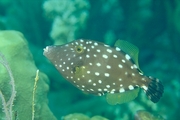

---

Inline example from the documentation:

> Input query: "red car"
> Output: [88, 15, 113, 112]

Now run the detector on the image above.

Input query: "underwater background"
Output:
[0, 0, 179, 120]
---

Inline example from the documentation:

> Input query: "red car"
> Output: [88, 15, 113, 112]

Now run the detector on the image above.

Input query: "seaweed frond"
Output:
[0, 52, 16, 120]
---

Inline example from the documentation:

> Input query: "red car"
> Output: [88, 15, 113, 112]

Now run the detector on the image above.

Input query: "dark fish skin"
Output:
[43, 39, 163, 103]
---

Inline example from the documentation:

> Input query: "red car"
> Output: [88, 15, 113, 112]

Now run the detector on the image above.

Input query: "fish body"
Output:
[43, 39, 163, 103]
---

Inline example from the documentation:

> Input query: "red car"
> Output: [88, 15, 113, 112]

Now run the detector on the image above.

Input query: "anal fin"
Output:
[106, 88, 140, 105]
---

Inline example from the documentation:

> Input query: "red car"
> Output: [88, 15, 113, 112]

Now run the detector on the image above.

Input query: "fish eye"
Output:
[75, 46, 84, 53]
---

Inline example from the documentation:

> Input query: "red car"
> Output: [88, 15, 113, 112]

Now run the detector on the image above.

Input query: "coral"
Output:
[0, 52, 16, 120]
[0, 31, 56, 120]
[62, 113, 108, 120]
[62, 113, 90, 120]
[43, 0, 90, 45]
[134, 110, 164, 120]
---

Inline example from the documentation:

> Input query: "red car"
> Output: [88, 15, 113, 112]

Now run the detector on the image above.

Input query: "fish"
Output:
[43, 39, 164, 103]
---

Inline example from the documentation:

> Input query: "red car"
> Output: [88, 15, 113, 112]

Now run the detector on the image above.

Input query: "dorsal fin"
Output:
[106, 88, 140, 105]
[115, 40, 142, 72]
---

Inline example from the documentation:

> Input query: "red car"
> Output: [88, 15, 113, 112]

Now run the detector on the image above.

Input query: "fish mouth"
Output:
[43, 46, 49, 54]
[43, 46, 54, 57]
[43, 46, 49, 53]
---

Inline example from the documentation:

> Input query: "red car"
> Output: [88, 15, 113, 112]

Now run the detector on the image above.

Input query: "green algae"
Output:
[0, 30, 56, 120]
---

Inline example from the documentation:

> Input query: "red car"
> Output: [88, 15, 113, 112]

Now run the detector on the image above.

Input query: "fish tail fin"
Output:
[142, 76, 164, 103]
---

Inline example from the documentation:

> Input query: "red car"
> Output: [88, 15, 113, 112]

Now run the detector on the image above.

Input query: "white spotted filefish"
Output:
[43, 39, 163, 104]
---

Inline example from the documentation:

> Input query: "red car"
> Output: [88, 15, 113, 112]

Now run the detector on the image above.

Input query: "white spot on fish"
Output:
[120, 84, 123, 87]
[79, 56, 82, 59]
[118, 64, 123, 68]
[91, 46, 95, 49]
[63, 62, 66, 64]
[80, 39, 84, 42]
[98, 80, 102, 84]
[89, 41, 92, 44]
[88, 79, 92, 82]
[113, 83, 116, 85]
[98, 89, 102, 91]
[113, 54, 118, 58]
[104, 88, 108, 91]
[82, 85, 85, 88]
[125, 72, 128, 75]
[90, 89, 94, 91]
[93, 83, 96, 86]
[119, 88, 125, 93]
[142, 85, 148, 91]
[122, 59, 125, 63]
[75, 42, 78, 45]
[107, 49, 112, 53]
[119, 78, 122, 81]
[59, 65, 62, 68]
[89, 63, 93, 65]
[133, 64, 138, 68]
[115, 47, 121, 51]
[98, 93, 102, 96]
[66, 67, 69, 70]
[106, 65, 111, 69]
[128, 85, 134, 90]
[106, 85, 110, 88]
[94, 42, 98, 46]
[132, 73, 135, 76]
[110, 89, 115, 93]
[104, 73, 110, 77]
[87, 71, 91, 74]
[96, 63, 101, 66]
[139, 72, 143, 75]
[87, 48, 90, 52]
[141, 78, 145, 81]
[97, 49, 101, 52]
[86, 54, 90, 58]
[125, 54, 131, 60]
[93, 54, 97, 57]
[95, 72, 100, 76]
[102, 54, 108, 59]
[131, 66, 134, 69]
[104, 44, 110, 47]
